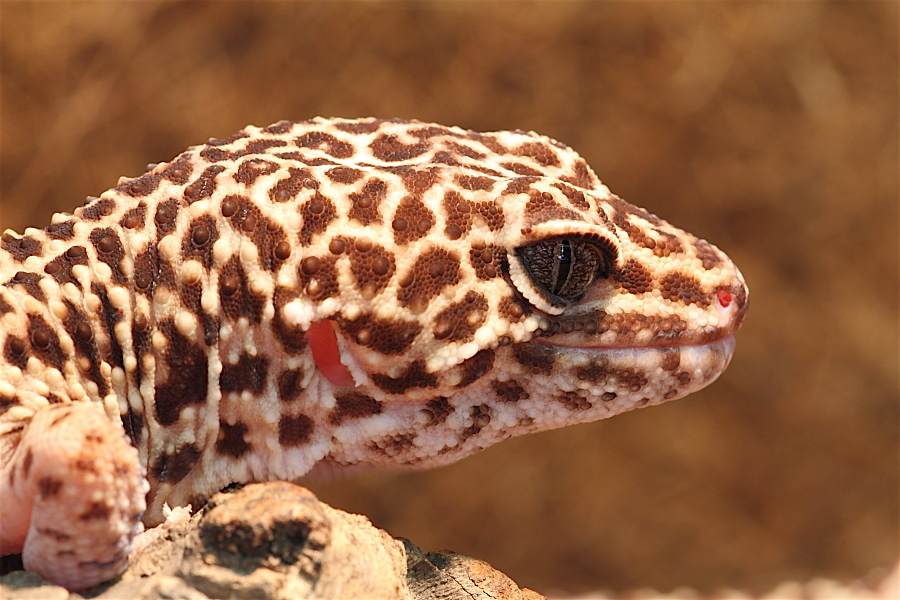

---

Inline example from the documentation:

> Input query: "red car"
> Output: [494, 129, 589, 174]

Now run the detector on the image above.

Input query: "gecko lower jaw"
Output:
[537, 335, 737, 372]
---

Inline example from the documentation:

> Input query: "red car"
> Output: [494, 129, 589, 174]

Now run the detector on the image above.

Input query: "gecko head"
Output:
[298, 175, 746, 418]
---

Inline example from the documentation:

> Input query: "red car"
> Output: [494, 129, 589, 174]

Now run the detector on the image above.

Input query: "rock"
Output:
[0, 481, 543, 600]
[1, 482, 895, 599]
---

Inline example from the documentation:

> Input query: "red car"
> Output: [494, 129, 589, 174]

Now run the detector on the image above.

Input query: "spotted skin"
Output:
[0, 118, 747, 590]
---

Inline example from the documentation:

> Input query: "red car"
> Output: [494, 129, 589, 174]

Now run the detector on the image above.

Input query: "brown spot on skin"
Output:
[296, 254, 339, 301]
[513, 343, 556, 376]
[218, 257, 265, 323]
[409, 125, 456, 139]
[524, 191, 583, 227]
[80, 502, 111, 521]
[154, 199, 181, 236]
[329, 392, 382, 425]
[392, 196, 434, 245]
[445, 141, 486, 160]
[235, 158, 279, 186]
[461, 404, 491, 441]
[264, 120, 294, 135]
[152, 444, 201, 483]
[28, 314, 65, 371]
[370, 133, 430, 162]
[661, 349, 681, 372]
[348, 179, 386, 225]
[117, 169, 164, 197]
[1, 234, 42, 262]
[560, 158, 595, 189]
[458, 349, 495, 387]
[89, 228, 127, 284]
[242, 138, 288, 156]
[372, 361, 437, 394]
[431, 151, 460, 166]
[220, 353, 269, 395]
[45, 221, 75, 240]
[298, 193, 337, 245]
[557, 390, 592, 411]
[132, 246, 159, 296]
[466, 131, 508, 155]
[373, 433, 417, 458]
[216, 421, 250, 458]
[336, 237, 395, 297]
[432, 292, 488, 343]
[44, 247, 89, 286]
[552, 183, 590, 210]
[421, 397, 453, 426]
[614, 259, 653, 295]
[660, 272, 710, 307]
[63, 299, 108, 397]
[501, 161, 543, 177]
[335, 120, 382, 134]
[384, 165, 440, 193]
[163, 155, 194, 184]
[296, 131, 353, 159]
[272, 288, 308, 355]
[0, 294, 12, 315]
[442, 190, 504, 240]
[38, 476, 63, 499]
[6, 271, 46, 303]
[270, 167, 318, 202]
[574, 361, 648, 392]
[397, 248, 460, 309]
[182, 215, 218, 268]
[153, 320, 208, 426]
[694, 239, 725, 270]
[326, 166, 363, 184]
[120, 204, 148, 230]
[492, 379, 529, 402]
[453, 174, 495, 191]
[336, 313, 421, 355]
[276, 368, 304, 402]
[469, 244, 504, 280]
[184, 165, 225, 203]
[515, 142, 560, 167]
[503, 177, 540, 194]
[220, 195, 288, 271]
[499, 297, 528, 322]
[279, 414, 314, 446]
[79, 198, 115, 221]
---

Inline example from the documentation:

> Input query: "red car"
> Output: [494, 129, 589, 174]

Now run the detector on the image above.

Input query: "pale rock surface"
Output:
[0, 481, 894, 599]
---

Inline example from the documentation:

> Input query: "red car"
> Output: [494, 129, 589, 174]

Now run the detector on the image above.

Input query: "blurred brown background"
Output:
[1, 2, 897, 597]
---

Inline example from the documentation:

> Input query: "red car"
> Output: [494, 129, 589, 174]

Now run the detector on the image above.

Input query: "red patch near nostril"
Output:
[716, 289, 733, 308]
[308, 320, 355, 387]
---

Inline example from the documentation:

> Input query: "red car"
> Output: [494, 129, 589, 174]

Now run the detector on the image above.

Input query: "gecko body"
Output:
[0, 118, 747, 590]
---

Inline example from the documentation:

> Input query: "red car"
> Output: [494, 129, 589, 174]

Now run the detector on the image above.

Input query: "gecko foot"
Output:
[0, 402, 148, 590]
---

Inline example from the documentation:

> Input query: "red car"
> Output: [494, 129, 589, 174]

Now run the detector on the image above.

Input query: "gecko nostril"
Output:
[716, 288, 733, 308]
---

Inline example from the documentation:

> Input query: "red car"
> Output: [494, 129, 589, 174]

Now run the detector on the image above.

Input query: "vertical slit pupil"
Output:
[553, 240, 572, 294]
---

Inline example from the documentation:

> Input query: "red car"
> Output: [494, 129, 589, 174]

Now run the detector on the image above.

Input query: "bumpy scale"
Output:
[0, 118, 748, 590]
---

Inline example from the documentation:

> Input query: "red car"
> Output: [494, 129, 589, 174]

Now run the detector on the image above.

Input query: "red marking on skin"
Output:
[308, 320, 355, 387]
[716, 288, 733, 308]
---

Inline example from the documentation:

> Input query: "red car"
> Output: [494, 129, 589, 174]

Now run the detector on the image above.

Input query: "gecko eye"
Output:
[516, 237, 611, 306]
